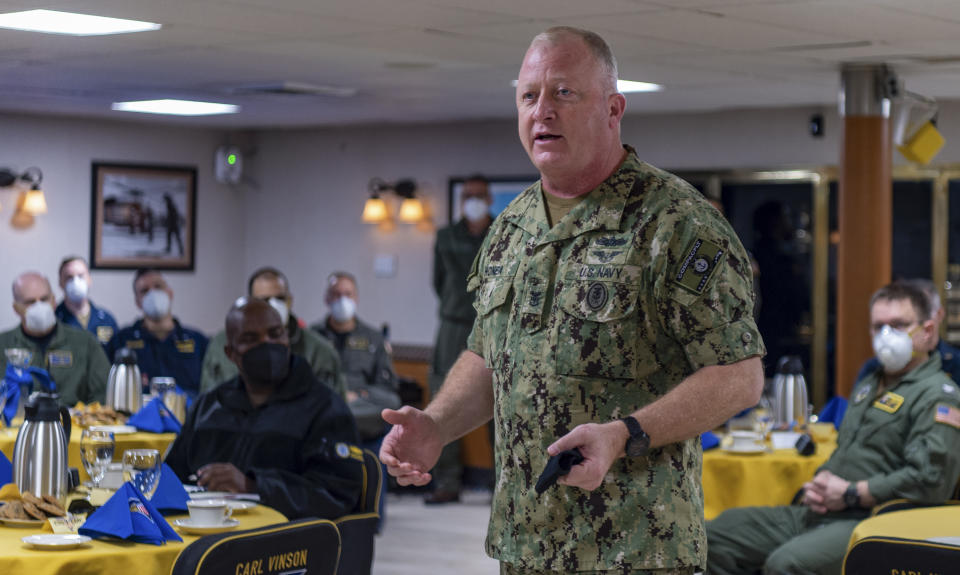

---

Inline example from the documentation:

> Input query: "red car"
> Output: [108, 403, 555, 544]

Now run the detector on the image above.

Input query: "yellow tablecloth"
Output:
[848, 506, 960, 549]
[0, 503, 287, 574]
[702, 441, 835, 520]
[0, 427, 177, 482]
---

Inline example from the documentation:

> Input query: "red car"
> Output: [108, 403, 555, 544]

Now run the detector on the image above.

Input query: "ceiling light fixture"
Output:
[0, 9, 161, 36]
[112, 99, 240, 116]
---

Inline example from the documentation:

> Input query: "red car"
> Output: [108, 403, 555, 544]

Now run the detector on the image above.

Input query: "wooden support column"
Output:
[836, 65, 892, 398]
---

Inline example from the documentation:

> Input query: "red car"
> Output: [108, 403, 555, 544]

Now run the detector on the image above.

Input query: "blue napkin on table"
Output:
[0, 450, 11, 486]
[79, 482, 182, 545]
[127, 397, 182, 433]
[3, 365, 56, 426]
[818, 396, 848, 429]
[701, 431, 721, 450]
[151, 463, 190, 515]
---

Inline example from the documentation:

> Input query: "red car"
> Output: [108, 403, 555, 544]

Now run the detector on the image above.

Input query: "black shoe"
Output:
[423, 490, 460, 505]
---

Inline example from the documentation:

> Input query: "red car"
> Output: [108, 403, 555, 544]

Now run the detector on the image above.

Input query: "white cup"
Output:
[186, 499, 233, 525]
[729, 431, 764, 450]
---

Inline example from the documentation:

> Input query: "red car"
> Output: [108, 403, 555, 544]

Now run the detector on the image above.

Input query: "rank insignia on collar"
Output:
[674, 237, 725, 295]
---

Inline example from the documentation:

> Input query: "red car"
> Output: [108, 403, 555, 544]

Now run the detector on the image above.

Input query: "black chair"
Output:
[335, 449, 382, 575]
[844, 535, 960, 574]
[171, 517, 341, 575]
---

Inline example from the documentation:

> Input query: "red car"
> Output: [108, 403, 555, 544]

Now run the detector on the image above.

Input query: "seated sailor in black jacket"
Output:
[166, 298, 363, 520]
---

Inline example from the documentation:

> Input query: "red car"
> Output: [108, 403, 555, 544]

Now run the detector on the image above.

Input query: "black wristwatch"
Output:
[620, 416, 650, 457]
[843, 483, 861, 509]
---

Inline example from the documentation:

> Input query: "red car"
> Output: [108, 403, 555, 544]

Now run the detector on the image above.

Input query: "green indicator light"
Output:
[227, 153, 237, 165]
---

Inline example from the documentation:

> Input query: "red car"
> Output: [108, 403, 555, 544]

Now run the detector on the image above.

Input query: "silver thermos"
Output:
[773, 355, 809, 429]
[12, 392, 72, 501]
[106, 348, 142, 415]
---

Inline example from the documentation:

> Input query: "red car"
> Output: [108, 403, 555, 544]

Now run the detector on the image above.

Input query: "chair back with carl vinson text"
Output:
[334, 448, 382, 575]
[171, 517, 341, 575]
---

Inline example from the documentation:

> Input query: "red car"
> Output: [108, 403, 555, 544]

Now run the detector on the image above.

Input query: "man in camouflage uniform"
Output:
[380, 27, 765, 574]
[426, 174, 494, 504]
[707, 281, 960, 574]
[200, 267, 345, 398]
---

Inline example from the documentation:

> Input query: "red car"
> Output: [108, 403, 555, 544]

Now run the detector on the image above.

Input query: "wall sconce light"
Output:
[362, 178, 424, 224]
[0, 166, 47, 214]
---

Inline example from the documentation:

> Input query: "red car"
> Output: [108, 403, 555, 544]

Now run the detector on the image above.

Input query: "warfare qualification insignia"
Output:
[586, 282, 608, 310]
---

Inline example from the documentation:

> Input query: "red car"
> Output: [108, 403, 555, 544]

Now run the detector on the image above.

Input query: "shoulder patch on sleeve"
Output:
[673, 237, 725, 295]
[934, 403, 960, 429]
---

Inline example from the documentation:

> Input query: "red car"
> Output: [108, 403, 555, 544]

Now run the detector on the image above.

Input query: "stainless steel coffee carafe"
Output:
[12, 392, 72, 501]
[106, 348, 142, 414]
[773, 355, 810, 429]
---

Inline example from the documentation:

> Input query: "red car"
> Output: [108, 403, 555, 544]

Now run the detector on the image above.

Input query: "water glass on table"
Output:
[122, 448, 162, 499]
[80, 428, 115, 488]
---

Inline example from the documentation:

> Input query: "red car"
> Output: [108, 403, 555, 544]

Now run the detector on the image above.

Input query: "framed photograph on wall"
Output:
[448, 176, 538, 223]
[90, 162, 197, 270]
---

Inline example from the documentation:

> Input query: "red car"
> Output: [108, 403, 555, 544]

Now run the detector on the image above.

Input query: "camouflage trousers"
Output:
[499, 563, 696, 575]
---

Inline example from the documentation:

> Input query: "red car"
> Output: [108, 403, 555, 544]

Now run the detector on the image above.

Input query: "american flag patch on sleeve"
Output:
[934, 403, 960, 429]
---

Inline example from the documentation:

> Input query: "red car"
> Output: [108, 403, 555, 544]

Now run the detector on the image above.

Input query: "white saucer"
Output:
[174, 518, 240, 535]
[226, 501, 256, 513]
[22, 534, 91, 549]
[88, 424, 137, 434]
[0, 517, 46, 528]
[721, 444, 767, 455]
[927, 536, 960, 546]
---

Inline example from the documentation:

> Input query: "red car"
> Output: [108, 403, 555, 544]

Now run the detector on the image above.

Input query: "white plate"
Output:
[174, 518, 240, 535]
[22, 534, 91, 549]
[721, 444, 767, 455]
[88, 424, 137, 434]
[927, 536, 960, 546]
[226, 501, 256, 513]
[0, 517, 46, 528]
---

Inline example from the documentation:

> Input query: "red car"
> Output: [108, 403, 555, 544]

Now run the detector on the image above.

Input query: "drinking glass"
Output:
[122, 448, 162, 499]
[80, 428, 115, 487]
[754, 395, 775, 440]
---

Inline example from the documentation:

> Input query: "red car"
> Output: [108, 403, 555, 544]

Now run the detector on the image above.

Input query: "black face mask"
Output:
[240, 342, 290, 387]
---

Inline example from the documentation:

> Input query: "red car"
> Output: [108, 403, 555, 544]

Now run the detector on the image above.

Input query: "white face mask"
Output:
[65, 277, 89, 304]
[24, 301, 56, 334]
[268, 297, 290, 327]
[462, 197, 489, 223]
[330, 296, 357, 323]
[872, 325, 915, 373]
[142, 289, 172, 320]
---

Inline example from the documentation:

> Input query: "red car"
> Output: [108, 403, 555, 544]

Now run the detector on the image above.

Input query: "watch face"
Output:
[626, 437, 649, 457]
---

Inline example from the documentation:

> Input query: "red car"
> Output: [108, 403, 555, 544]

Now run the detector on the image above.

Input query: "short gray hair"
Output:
[530, 26, 618, 92]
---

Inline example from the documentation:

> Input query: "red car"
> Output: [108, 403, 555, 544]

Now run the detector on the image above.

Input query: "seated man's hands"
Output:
[802, 470, 849, 514]
[197, 463, 255, 493]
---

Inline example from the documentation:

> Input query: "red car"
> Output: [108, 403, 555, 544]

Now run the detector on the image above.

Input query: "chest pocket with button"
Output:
[556, 278, 639, 380]
[473, 274, 516, 369]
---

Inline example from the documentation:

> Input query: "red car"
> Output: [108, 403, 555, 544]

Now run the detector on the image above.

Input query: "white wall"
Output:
[0, 113, 246, 335]
[5, 102, 958, 346]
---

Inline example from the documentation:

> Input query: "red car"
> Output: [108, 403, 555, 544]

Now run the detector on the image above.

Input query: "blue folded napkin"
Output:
[3, 366, 56, 425]
[701, 431, 720, 450]
[0, 450, 11, 486]
[79, 482, 182, 545]
[818, 396, 848, 429]
[151, 463, 190, 515]
[127, 397, 182, 433]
